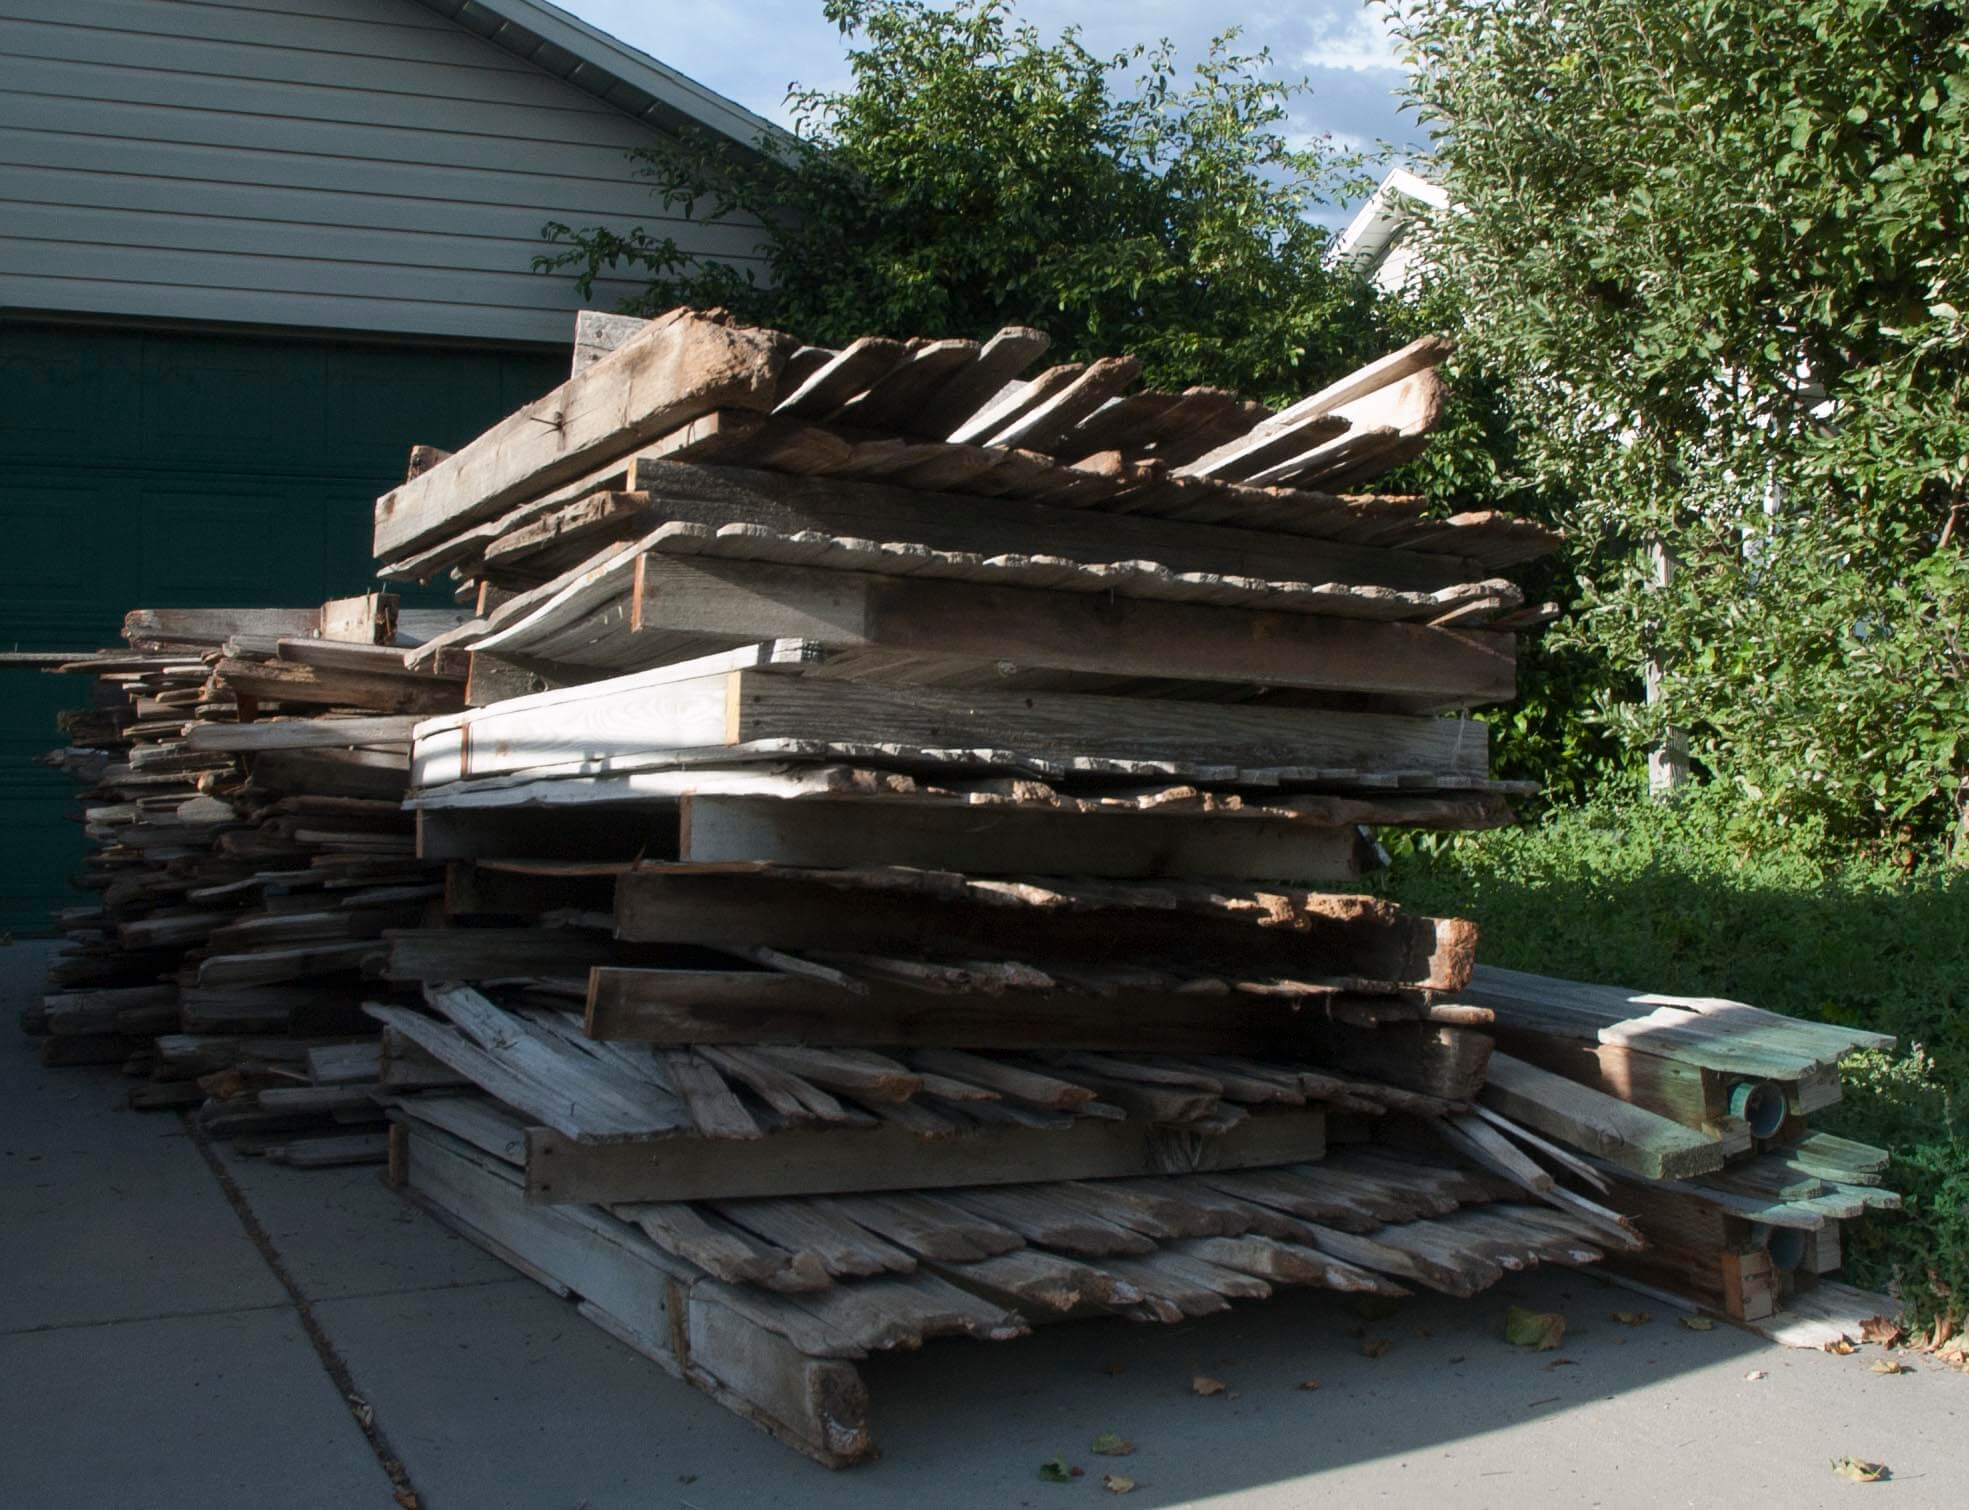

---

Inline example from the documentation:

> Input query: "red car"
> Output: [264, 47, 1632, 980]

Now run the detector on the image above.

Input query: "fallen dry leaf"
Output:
[1090, 1433, 1135, 1457]
[1679, 1316, 1716, 1332]
[1609, 1311, 1651, 1327]
[1361, 1337, 1392, 1359]
[1543, 1357, 1578, 1370]
[1831, 1456, 1888, 1483]
[393, 1494, 419, 1510]
[1869, 1359, 1910, 1375]
[1505, 1306, 1567, 1350]
[1191, 1375, 1227, 1397]
[1296, 1379, 1322, 1392]
[1744, 1369, 1769, 1381]
[1859, 1316, 1903, 1347]
[1102, 1474, 1137, 1495]
[1824, 1339, 1858, 1356]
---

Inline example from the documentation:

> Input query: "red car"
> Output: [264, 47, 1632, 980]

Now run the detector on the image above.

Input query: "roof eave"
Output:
[410, 0, 797, 154]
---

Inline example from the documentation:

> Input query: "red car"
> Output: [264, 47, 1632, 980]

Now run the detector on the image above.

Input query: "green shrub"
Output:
[1376, 784, 1969, 1322]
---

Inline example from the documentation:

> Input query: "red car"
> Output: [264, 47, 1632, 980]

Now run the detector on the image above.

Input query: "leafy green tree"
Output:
[1394, 0, 1969, 860]
[538, 0, 1388, 402]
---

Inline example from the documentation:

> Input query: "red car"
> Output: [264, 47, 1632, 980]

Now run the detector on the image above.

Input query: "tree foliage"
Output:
[537, 0, 1387, 403]
[1396, 0, 1969, 859]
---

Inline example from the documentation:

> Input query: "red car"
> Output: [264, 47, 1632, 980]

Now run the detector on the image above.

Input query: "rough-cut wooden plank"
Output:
[1464, 965, 1893, 1078]
[984, 355, 1141, 452]
[623, 459, 1486, 590]
[526, 1108, 1325, 1205]
[908, 327, 1052, 438]
[942, 1186, 1157, 1256]
[745, 1045, 921, 1103]
[214, 658, 464, 717]
[676, 792, 1363, 883]
[817, 1193, 1024, 1263]
[931, 1248, 1139, 1314]
[186, 716, 421, 754]
[658, 1050, 763, 1139]
[829, 339, 979, 429]
[373, 309, 789, 560]
[948, 362, 1084, 445]
[1480, 1051, 1725, 1180]
[421, 663, 1486, 787]
[711, 1198, 918, 1279]
[626, 555, 1516, 702]
[572, 309, 653, 374]
[773, 337, 909, 418]
[123, 607, 322, 647]
[1260, 335, 1453, 434]
[612, 1201, 831, 1290]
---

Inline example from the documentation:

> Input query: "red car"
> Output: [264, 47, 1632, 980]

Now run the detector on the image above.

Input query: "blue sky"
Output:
[555, 1, 1425, 174]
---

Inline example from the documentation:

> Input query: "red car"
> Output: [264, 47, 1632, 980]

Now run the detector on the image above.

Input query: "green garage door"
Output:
[0, 320, 563, 934]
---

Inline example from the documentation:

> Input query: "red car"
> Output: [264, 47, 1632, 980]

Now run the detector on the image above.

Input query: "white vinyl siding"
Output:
[0, 0, 769, 344]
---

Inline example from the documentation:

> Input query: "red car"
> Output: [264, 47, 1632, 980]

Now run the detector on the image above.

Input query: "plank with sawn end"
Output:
[373, 309, 789, 560]
[1479, 1050, 1725, 1180]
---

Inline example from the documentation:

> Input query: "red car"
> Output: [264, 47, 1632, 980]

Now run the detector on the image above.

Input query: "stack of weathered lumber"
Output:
[25, 594, 465, 1159]
[1455, 966, 1898, 1335]
[351, 308, 1643, 1462]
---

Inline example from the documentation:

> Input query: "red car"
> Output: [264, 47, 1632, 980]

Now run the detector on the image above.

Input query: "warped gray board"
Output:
[617, 460, 1489, 591]
[411, 659, 1487, 786]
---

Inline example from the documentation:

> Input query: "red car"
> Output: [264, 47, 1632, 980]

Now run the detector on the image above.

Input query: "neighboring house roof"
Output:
[410, 0, 791, 152]
[1334, 168, 1448, 294]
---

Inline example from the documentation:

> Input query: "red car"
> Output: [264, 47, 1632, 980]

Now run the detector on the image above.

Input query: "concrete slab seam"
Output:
[185, 1112, 424, 1510]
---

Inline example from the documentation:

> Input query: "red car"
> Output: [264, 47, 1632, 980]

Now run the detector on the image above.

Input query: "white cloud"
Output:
[1299, 5, 1405, 73]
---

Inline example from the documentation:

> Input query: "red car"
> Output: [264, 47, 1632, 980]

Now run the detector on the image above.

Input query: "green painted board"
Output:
[0, 319, 564, 933]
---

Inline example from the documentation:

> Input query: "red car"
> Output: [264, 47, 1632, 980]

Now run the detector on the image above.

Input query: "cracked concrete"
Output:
[4, 940, 1961, 1509]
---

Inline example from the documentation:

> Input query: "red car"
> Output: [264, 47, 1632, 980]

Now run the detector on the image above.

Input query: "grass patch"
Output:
[1372, 783, 1968, 1325]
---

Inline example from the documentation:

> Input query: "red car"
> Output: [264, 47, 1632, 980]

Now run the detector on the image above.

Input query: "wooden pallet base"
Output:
[394, 1121, 876, 1467]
